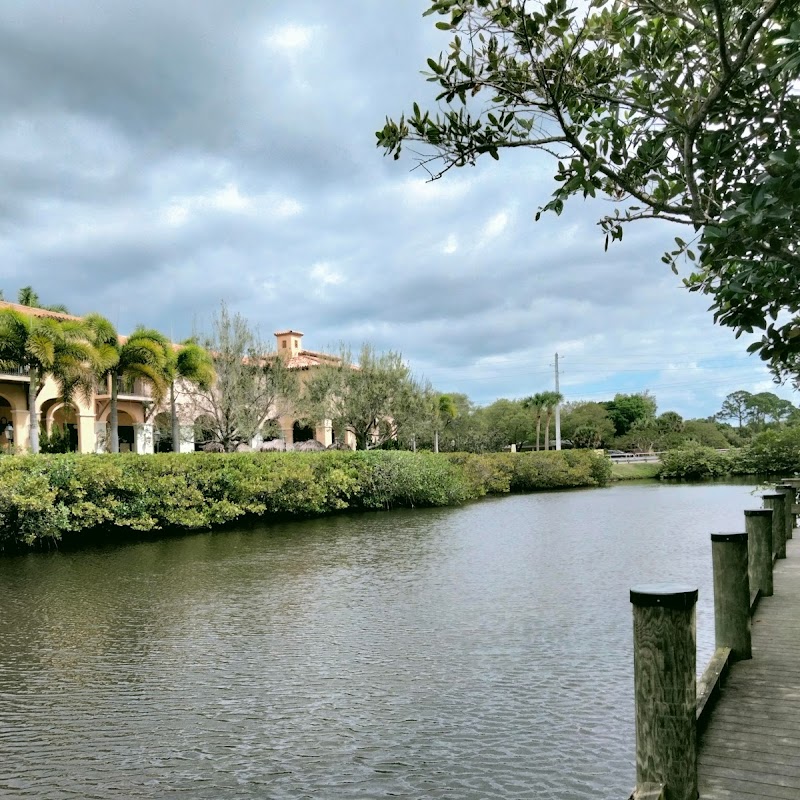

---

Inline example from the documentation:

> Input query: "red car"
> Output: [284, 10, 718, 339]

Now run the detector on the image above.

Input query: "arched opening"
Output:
[194, 414, 217, 451]
[154, 412, 172, 453]
[51, 405, 79, 452]
[292, 420, 314, 443]
[0, 397, 13, 450]
[117, 411, 135, 453]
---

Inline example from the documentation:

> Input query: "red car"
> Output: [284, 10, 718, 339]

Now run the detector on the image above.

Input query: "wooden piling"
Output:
[762, 492, 787, 559]
[711, 533, 752, 661]
[776, 483, 795, 540]
[744, 509, 773, 598]
[630, 584, 697, 800]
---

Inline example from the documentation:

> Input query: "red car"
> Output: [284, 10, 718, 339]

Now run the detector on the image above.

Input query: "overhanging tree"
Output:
[378, 0, 800, 376]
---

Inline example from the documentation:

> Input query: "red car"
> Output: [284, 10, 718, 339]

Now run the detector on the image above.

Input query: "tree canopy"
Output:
[302, 344, 416, 450]
[605, 392, 657, 435]
[377, 0, 800, 377]
[0, 309, 97, 453]
[192, 304, 297, 452]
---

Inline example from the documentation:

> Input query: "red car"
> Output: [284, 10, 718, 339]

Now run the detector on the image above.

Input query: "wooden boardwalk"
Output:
[698, 535, 800, 799]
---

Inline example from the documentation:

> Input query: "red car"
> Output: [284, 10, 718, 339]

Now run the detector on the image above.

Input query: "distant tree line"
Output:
[3, 287, 794, 457]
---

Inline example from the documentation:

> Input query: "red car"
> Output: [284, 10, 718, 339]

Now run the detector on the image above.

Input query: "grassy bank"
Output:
[610, 462, 661, 481]
[0, 449, 611, 552]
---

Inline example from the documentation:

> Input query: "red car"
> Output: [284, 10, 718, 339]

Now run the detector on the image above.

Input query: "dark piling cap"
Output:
[711, 532, 748, 543]
[762, 492, 786, 499]
[630, 584, 698, 609]
[745, 509, 773, 516]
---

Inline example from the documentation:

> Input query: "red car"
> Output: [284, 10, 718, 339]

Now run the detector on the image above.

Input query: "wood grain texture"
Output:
[698, 536, 800, 799]
[712, 535, 751, 661]
[745, 510, 774, 598]
[776, 486, 795, 542]
[762, 493, 786, 560]
[633, 600, 697, 799]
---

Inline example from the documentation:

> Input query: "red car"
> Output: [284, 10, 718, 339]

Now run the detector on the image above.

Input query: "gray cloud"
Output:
[0, 0, 793, 417]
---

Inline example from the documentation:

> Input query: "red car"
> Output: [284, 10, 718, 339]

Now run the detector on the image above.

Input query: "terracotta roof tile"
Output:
[0, 300, 82, 321]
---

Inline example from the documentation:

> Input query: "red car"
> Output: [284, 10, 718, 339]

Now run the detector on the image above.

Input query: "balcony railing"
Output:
[96, 377, 154, 401]
[0, 365, 31, 380]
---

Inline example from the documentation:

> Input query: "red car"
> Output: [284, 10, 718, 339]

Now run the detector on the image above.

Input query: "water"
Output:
[0, 482, 759, 799]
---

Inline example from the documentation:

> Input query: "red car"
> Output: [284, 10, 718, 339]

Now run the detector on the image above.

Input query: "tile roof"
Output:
[0, 301, 342, 369]
[0, 300, 81, 321]
[283, 350, 342, 369]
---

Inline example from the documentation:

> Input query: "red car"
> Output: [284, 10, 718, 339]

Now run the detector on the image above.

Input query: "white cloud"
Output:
[163, 204, 189, 227]
[210, 183, 252, 213]
[264, 24, 316, 52]
[160, 184, 302, 224]
[442, 233, 458, 255]
[310, 261, 344, 287]
[480, 210, 509, 242]
[396, 177, 473, 207]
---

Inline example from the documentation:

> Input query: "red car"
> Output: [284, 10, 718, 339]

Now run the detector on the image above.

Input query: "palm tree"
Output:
[165, 340, 215, 452]
[523, 392, 548, 450]
[17, 286, 40, 308]
[433, 393, 458, 453]
[84, 315, 170, 453]
[15, 286, 71, 314]
[0, 309, 97, 453]
[541, 391, 564, 451]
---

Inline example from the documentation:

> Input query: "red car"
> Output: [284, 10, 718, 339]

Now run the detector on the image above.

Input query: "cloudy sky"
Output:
[0, 0, 794, 418]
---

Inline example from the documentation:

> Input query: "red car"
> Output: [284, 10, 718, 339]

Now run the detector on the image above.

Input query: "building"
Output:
[0, 302, 348, 453]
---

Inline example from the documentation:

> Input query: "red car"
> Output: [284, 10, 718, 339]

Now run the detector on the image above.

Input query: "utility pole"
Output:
[554, 352, 561, 451]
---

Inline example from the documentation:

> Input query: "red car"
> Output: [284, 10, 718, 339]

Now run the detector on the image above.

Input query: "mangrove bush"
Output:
[0, 449, 611, 551]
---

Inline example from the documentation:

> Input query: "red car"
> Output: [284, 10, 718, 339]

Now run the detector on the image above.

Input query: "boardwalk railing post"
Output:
[711, 533, 752, 661]
[762, 492, 787, 559]
[630, 585, 697, 800]
[744, 509, 773, 598]
[776, 484, 795, 541]
[782, 478, 800, 536]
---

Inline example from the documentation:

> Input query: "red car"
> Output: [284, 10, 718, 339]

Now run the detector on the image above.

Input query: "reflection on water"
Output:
[0, 482, 758, 799]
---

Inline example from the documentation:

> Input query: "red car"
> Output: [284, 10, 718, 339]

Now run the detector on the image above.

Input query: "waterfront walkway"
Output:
[698, 535, 800, 799]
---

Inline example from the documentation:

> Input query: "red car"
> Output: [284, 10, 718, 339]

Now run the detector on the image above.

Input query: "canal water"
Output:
[0, 482, 759, 799]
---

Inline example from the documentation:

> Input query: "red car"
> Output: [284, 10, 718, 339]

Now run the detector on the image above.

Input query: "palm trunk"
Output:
[28, 369, 39, 454]
[535, 416, 541, 451]
[434, 429, 439, 453]
[171, 382, 180, 452]
[544, 411, 552, 450]
[110, 372, 120, 454]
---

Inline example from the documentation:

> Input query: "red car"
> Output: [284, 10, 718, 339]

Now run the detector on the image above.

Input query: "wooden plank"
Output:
[698, 536, 800, 799]
[696, 647, 731, 732]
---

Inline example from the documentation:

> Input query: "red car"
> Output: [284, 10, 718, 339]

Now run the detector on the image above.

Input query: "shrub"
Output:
[659, 445, 734, 480]
[733, 427, 800, 476]
[0, 449, 612, 551]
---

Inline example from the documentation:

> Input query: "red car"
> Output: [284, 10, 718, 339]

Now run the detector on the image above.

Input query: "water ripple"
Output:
[0, 483, 756, 798]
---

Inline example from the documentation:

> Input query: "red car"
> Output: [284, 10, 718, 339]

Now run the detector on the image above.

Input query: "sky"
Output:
[0, 0, 794, 419]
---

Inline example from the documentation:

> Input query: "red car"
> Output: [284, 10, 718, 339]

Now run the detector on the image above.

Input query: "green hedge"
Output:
[0, 449, 611, 551]
[659, 445, 734, 480]
[731, 427, 800, 475]
[660, 428, 800, 480]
